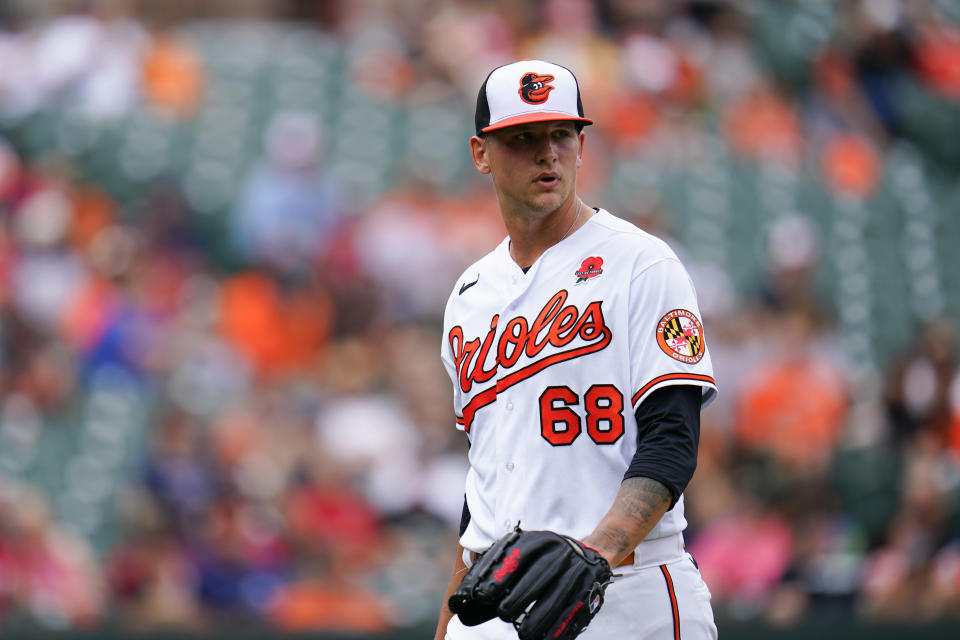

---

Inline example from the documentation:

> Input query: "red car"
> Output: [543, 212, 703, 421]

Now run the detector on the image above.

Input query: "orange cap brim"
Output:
[481, 112, 594, 133]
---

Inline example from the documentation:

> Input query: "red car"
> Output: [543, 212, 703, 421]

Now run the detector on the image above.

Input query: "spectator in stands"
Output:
[231, 111, 346, 274]
[0, 483, 105, 628]
[734, 308, 848, 472]
[886, 317, 959, 445]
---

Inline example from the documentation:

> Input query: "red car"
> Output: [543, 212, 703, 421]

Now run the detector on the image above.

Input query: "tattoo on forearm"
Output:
[614, 477, 671, 522]
[592, 477, 672, 554]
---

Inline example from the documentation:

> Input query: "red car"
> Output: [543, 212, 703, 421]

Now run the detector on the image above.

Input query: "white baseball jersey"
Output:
[441, 208, 717, 554]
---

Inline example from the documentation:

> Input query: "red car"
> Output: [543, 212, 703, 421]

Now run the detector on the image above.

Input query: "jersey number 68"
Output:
[538, 385, 625, 446]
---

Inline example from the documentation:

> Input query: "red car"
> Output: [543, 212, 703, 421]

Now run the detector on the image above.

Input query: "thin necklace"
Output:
[509, 200, 584, 266]
[560, 200, 584, 242]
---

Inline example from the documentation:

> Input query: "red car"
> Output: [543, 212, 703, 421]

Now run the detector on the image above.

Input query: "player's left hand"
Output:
[448, 526, 613, 640]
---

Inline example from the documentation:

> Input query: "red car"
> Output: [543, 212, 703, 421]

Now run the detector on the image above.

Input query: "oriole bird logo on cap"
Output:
[518, 72, 555, 104]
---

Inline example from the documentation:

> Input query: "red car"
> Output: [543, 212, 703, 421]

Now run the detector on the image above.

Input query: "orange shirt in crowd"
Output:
[267, 580, 393, 632]
[219, 271, 332, 377]
[141, 32, 205, 118]
[736, 356, 847, 467]
[723, 87, 802, 162]
[821, 133, 879, 199]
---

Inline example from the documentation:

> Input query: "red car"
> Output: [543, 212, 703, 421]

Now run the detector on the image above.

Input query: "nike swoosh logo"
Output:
[459, 275, 480, 295]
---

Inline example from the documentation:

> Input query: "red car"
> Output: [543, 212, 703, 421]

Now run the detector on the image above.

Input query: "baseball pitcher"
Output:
[434, 60, 719, 640]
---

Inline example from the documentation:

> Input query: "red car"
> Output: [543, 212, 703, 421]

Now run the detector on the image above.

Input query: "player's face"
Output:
[471, 121, 584, 217]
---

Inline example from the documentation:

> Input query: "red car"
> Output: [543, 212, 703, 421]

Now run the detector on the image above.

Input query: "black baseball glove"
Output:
[449, 526, 613, 640]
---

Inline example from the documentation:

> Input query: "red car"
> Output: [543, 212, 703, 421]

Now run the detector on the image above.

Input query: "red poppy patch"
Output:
[575, 256, 603, 283]
[656, 309, 705, 364]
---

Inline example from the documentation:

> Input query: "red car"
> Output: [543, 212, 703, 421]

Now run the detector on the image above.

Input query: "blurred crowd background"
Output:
[0, 0, 959, 634]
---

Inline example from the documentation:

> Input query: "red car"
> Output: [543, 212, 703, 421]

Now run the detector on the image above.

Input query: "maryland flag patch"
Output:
[656, 309, 705, 364]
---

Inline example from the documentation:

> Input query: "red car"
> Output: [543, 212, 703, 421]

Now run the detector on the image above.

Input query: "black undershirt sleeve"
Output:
[459, 495, 471, 537]
[623, 384, 702, 510]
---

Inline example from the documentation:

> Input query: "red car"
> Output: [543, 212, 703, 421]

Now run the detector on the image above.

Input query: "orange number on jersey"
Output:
[584, 384, 625, 444]
[539, 386, 580, 446]
[539, 385, 625, 446]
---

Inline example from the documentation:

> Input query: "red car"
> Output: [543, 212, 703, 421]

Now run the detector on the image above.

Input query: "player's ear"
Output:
[470, 136, 492, 175]
[576, 131, 585, 167]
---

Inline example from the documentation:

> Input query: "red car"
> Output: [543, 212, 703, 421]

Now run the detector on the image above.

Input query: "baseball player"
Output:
[434, 60, 719, 640]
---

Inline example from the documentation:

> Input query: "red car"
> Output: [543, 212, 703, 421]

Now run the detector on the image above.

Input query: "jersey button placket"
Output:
[502, 398, 514, 471]
[497, 277, 525, 537]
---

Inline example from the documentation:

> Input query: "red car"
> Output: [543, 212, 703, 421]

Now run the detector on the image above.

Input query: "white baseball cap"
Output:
[474, 60, 593, 136]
